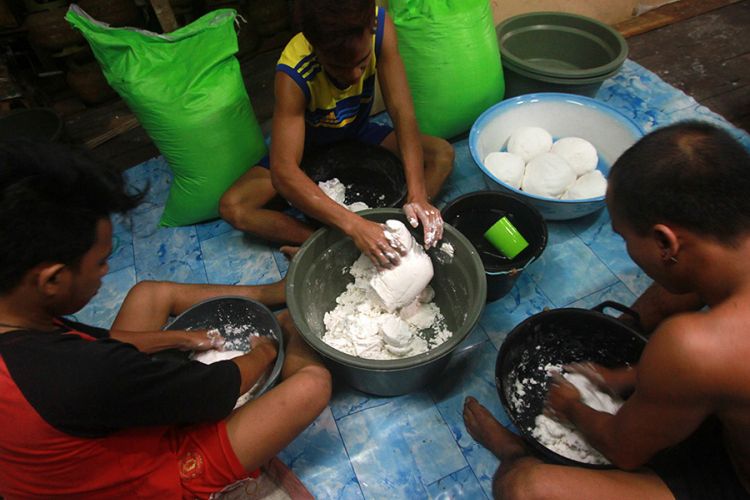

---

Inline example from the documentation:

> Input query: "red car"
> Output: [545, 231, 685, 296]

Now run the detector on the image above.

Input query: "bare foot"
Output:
[280, 245, 299, 259]
[463, 396, 528, 461]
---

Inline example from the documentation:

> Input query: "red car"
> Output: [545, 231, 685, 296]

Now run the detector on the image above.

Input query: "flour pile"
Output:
[318, 178, 371, 212]
[531, 364, 623, 464]
[322, 220, 452, 360]
[484, 127, 605, 200]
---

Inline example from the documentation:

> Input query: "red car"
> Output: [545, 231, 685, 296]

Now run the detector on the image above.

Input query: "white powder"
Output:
[562, 170, 608, 200]
[507, 126, 553, 162]
[370, 220, 434, 311]
[530, 364, 623, 464]
[322, 252, 452, 360]
[522, 153, 577, 199]
[484, 151, 526, 189]
[497, 127, 606, 201]
[551, 137, 598, 177]
[318, 178, 371, 212]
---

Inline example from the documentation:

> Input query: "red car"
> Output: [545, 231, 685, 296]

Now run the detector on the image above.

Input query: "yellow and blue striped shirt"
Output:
[276, 7, 385, 145]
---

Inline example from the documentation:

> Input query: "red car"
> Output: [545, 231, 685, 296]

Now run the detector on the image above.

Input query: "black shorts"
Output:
[649, 418, 750, 500]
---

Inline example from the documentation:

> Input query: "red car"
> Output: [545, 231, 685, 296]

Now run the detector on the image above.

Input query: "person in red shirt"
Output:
[0, 140, 331, 498]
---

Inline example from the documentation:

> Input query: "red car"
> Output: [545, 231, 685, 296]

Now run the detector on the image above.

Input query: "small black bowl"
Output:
[496, 301, 646, 468]
[156, 296, 284, 400]
[301, 140, 406, 208]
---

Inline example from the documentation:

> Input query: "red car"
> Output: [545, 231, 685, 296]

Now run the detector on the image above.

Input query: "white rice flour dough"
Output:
[532, 367, 624, 465]
[371, 220, 434, 311]
[551, 137, 599, 177]
[507, 126, 553, 162]
[562, 170, 608, 200]
[484, 151, 526, 189]
[322, 220, 452, 360]
[192, 349, 252, 408]
[522, 152, 576, 198]
[318, 178, 370, 212]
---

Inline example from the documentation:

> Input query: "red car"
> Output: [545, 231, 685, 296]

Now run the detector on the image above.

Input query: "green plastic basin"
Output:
[501, 57, 621, 98]
[286, 208, 487, 396]
[497, 12, 628, 79]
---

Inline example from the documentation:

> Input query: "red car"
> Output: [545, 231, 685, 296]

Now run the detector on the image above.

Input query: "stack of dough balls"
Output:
[483, 126, 607, 200]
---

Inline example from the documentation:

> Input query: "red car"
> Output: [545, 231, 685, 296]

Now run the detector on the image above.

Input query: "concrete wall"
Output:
[490, 0, 639, 25]
[378, 1, 681, 26]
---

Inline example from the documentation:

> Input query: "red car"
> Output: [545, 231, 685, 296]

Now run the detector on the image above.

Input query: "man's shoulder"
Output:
[278, 32, 314, 69]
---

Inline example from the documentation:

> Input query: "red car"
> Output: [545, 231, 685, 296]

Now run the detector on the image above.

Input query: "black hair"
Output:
[0, 140, 144, 294]
[608, 121, 750, 242]
[294, 0, 376, 56]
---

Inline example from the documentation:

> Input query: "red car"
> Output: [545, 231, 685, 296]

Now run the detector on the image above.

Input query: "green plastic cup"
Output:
[484, 216, 529, 259]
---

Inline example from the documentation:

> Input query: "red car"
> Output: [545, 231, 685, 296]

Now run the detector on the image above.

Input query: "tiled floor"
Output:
[72, 60, 750, 499]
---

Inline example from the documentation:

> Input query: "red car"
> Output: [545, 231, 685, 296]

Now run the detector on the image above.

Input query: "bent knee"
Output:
[127, 280, 171, 301]
[295, 365, 333, 410]
[497, 462, 554, 500]
[427, 138, 455, 173]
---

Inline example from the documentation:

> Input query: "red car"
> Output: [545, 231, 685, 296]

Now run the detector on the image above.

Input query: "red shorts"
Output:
[168, 421, 260, 499]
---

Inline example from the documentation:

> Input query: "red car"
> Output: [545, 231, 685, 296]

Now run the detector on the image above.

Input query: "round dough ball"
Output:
[522, 153, 577, 199]
[507, 126, 553, 162]
[484, 151, 526, 189]
[551, 137, 599, 176]
[562, 170, 608, 200]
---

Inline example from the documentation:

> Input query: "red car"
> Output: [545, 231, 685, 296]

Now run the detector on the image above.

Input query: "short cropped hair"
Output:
[0, 141, 143, 294]
[294, 0, 376, 56]
[608, 121, 750, 242]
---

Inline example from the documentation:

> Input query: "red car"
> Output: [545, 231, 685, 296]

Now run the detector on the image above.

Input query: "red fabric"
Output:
[168, 420, 260, 499]
[0, 327, 254, 499]
[0, 357, 181, 499]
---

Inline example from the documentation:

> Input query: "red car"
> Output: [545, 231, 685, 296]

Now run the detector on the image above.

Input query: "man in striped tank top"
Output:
[220, 0, 454, 268]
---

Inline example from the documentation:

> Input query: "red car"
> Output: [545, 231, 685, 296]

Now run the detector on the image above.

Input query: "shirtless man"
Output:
[463, 122, 750, 499]
[219, 0, 453, 267]
[0, 141, 331, 498]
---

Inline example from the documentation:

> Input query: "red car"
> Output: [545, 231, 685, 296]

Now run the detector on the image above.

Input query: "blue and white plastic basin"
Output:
[470, 93, 643, 220]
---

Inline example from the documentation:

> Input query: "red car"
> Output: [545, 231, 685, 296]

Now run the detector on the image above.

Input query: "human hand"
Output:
[186, 328, 226, 352]
[544, 373, 581, 424]
[349, 217, 407, 268]
[403, 200, 443, 248]
[566, 362, 635, 398]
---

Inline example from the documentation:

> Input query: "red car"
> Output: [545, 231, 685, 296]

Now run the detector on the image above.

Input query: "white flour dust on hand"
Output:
[322, 220, 453, 360]
[530, 364, 623, 464]
[191, 327, 266, 408]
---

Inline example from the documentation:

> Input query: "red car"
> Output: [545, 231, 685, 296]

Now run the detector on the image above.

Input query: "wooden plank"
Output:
[84, 114, 140, 149]
[149, 0, 178, 33]
[627, 1, 750, 133]
[615, 0, 743, 37]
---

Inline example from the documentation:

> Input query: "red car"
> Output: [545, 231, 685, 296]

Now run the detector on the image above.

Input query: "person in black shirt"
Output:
[0, 140, 331, 498]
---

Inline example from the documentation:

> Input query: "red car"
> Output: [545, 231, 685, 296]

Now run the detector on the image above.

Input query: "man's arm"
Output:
[270, 73, 404, 266]
[376, 14, 443, 246]
[377, 14, 425, 204]
[548, 316, 713, 469]
[110, 329, 223, 354]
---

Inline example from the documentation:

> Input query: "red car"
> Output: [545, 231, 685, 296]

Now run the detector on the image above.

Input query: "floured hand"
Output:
[403, 201, 443, 248]
[188, 328, 226, 352]
[349, 218, 407, 268]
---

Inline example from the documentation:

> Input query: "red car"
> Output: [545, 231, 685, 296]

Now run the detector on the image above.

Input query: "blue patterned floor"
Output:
[72, 60, 750, 499]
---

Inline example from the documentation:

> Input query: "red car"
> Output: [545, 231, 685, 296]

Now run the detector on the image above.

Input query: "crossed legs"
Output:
[462, 397, 673, 500]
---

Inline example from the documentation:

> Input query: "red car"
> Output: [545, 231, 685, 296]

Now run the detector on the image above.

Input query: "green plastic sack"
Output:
[66, 6, 267, 227]
[388, 0, 505, 139]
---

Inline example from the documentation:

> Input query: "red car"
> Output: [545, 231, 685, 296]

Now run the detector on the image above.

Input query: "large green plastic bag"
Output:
[388, 0, 505, 139]
[66, 6, 267, 227]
